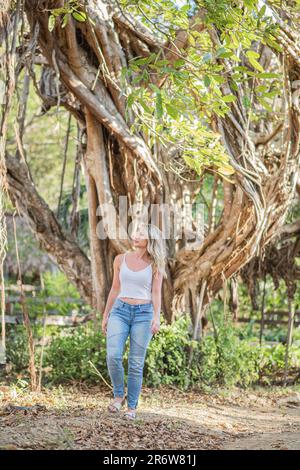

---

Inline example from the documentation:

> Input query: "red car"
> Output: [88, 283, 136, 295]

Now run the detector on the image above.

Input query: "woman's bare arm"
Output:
[102, 254, 122, 321]
[151, 270, 163, 319]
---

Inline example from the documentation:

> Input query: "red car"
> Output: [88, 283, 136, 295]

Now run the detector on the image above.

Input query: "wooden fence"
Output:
[2, 284, 89, 326]
[237, 310, 300, 327]
[2, 285, 300, 327]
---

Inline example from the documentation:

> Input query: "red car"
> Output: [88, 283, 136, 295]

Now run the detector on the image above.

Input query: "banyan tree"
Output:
[1, 1, 300, 334]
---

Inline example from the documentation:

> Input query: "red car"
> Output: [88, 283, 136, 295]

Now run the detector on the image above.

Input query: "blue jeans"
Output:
[106, 298, 154, 409]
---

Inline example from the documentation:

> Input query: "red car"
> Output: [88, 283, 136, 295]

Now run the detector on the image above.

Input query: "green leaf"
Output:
[248, 56, 264, 73]
[188, 32, 196, 47]
[72, 11, 87, 22]
[133, 56, 153, 66]
[242, 95, 251, 108]
[61, 14, 69, 28]
[246, 50, 260, 59]
[265, 36, 282, 52]
[257, 96, 273, 112]
[217, 163, 235, 176]
[222, 94, 236, 103]
[140, 99, 153, 114]
[173, 59, 186, 68]
[165, 102, 179, 119]
[127, 92, 136, 109]
[262, 90, 278, 98]
[231, 73, 242, 80]
[156, 60, 171, 66]
[212, 75, 225, 84]
[256, 72, 280, 79]
[48, 14, 56, 32]
[259, 5, 266, 17]
[204, 75, 211, 87]
[255, 85, 268, 93]
[129, 64, 140, 72]
[216, 47, 227, 57]
[131, 74, 144, 85]
[218, 51, 234, 59]
[155, 90, 163, 119]
[183, 155, 201, 173]
[149, 83, 161, 93]
[234, 66, 248, 72]
[230, 81, 239, 92]
[229, 32, 239, 48]
[52, 8, 69, 17]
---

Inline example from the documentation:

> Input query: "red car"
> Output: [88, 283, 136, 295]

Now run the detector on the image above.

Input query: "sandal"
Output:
[124, 409, 137, 420]
[107, 395, 126, 413]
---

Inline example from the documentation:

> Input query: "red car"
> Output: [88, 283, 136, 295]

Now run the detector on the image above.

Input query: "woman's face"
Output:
[131, 225, 148, 248]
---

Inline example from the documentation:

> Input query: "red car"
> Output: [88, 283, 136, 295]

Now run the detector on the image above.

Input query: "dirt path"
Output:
[0, 383, 299, 450]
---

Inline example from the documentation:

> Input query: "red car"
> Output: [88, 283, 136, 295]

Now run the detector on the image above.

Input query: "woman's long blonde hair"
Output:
[133, 222, 168, 279]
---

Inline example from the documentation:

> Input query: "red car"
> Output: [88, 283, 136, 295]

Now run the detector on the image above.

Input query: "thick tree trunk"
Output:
[2, 1, 298, 329]
[21, 0, 175, 321]
[5, 153, 92, 303]
[172, 52, 300, 322]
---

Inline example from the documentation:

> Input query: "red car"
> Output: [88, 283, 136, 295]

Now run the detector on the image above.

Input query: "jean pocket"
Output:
[140, 304, 153, 315]
[109, 306, 117, 316]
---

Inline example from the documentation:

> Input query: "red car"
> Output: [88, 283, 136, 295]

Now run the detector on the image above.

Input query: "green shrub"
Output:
[144, 315, 202, 388]
[5, 325, 32, 372]
[43, 324, 107, 384]
[198, 329, 261, 388]
[4, 313, 300, 390]
[258, 343, 300, 385]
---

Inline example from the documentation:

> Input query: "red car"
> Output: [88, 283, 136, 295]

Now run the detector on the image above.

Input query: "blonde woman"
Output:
[102, 222, 167, 420]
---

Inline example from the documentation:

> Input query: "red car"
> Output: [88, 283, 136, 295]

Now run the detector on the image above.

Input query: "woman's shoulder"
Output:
[113, 252, 126, 268]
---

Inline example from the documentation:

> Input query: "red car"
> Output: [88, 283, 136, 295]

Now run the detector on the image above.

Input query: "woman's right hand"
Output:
[102, 316, 108, 336]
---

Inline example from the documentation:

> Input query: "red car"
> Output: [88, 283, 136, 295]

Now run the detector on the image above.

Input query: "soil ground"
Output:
[0, 382, 299, 450]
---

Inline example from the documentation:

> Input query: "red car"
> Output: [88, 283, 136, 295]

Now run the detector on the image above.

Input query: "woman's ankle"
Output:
[114, 395, 125, 401]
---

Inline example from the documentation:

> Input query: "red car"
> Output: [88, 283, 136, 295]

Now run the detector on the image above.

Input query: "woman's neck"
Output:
[133, 248, 148, 260]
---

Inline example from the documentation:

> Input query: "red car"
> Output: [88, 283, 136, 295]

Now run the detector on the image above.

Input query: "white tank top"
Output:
[117, 252, 153, 301]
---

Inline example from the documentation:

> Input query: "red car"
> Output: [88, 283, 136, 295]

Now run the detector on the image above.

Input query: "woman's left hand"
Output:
[151, 317, 160, 335]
